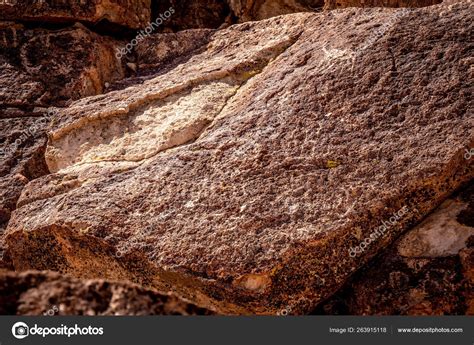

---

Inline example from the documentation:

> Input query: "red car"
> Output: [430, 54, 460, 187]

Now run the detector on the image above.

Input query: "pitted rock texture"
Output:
[228, 0, 325, 22]
[153, 0, 445, 31]
[43, 16, 307, 172]
[0, 22, 126, 210]
[5, 2, 474, 314]
[0, 22, 125, 108]
[0, 113, 49, 223]
[0, 111, 51, 269]
[153, 0, 325, 31]
[0, 270, 214, 315]
[153, 0, 232, 30]
[135, 29, 215, 74]
[324, 0, 442, 9]
[0, 0, 151, 29]
[0, 23, 125, 268]
[317, 183, 474, 315]
[154, 0, 443, 30]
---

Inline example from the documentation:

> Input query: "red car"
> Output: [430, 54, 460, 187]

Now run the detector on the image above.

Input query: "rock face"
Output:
[0, 22, 125, 108]
[153, 0, 445, 31]
[154, 0, 442, 30]
[0, 0, 151, 29]
[317, 183, 474, 315]
[0, 0, 449, 34]
[135, 29, 215, 74]
[0, 270, 214, 315]
[4, 1, 473, 315]
[153, 0, 231, 30]
[0, 113, 49, 252]
[152, 0, 325, 31]
[324, 0, 442, 9]
[0, 22, 126, 268]
[228, 0, 325, 22]
[0, 22, 125, 215]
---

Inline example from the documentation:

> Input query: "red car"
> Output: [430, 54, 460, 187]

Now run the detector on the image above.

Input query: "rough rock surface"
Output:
[5, 2, 473, 315]
[317, 183, 474, 315]
[154, 0, 443, 30]
[153, 0, 446, 31]
[0, 270, 214, 315]
[0, 0, 151, 29]
[153, 0, 231, 30]
[135, 29, 215, 75]
[3, 1, 474, 315]
[228, 0, 325, 22]
[0, 22, 125, 268]
[0, 114, 49, 227]
[0, 22, 125, 108]
[153, 0, 323, 30]
[0, 109, 52, 270]
[324, 0, 442, 9]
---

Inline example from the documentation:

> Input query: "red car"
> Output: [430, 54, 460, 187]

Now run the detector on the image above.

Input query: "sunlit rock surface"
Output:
[0, 0, 151, 29]
[4, 2, 472, 314]
[318, 183, 473, 315]
[0, 22, 126, 268]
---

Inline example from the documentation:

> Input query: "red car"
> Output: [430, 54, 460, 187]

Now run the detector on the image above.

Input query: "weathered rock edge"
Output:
[5, 2, 474, 314]
[0, 270, 214, 315]
[0, 0, 151, 29]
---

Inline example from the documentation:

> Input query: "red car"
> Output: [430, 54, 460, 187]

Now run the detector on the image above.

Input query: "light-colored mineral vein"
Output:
[45, 33, 303, 174]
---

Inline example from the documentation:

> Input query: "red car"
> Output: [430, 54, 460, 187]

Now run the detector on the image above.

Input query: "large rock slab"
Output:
[0, 113, 49, 223]
[317, 183, 474, 315]
[0, 270, 214, 315]
[5, 2, 474, 314]
[0, 0, 151, 29]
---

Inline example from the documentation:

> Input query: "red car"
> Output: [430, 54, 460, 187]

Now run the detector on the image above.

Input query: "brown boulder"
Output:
[0, 270, 214, 315]
[0, 0, 151, 29]
[5, 2, 474, 314]
[317, 183, 474, 315]
[0, 23, 126, 267]
[0, 22, 125, 108]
